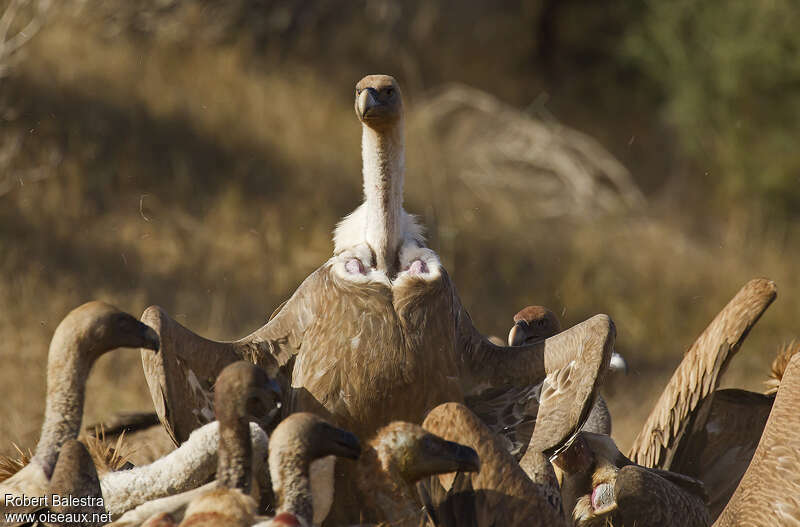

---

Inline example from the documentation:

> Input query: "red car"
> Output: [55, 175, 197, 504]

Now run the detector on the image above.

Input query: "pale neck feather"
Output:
[270, 448, 313, 522]
[361, 121, 405, 276]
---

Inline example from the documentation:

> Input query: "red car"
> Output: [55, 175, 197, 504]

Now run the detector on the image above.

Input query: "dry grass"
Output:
[1, 2, 798, 459]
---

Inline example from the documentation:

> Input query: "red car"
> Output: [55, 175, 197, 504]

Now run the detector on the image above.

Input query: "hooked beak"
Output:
[357, 88, 381, 120]
[420, 436, 481, 478]
[508, 320, 528, 347]
[326, 425, 362, 460]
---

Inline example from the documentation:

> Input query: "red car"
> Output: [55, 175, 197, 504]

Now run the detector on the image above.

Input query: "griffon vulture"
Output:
[139, 75, 615, 524]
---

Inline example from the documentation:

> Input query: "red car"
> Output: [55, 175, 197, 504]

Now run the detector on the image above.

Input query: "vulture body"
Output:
[140, 75, 615, 524]
[0, 301, 159, 512]
[714, 350, 800, 526]
[419, 402, 567, 527]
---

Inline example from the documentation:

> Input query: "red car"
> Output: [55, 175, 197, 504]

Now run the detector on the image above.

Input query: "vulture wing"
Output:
[140, 268, 324, 444]
[455, 294, 615, 461]
[628, 278, 777, 469]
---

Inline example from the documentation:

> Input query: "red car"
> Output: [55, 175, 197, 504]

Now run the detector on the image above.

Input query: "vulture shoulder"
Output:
[628, 278, 776, 468]
[140, 268, 325, 444]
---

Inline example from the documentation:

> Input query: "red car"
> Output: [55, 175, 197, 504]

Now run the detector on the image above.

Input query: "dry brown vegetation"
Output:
[1, 1, 798, 457]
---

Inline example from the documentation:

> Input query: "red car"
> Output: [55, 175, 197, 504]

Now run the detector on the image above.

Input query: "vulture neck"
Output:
[270, 449, 314, 522]
[217, 417, 253, 494]
[361, 121, 405, 277]
[35, 329, 93, 475]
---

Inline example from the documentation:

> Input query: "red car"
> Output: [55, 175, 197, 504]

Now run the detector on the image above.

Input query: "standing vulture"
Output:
[140, 75, 615, 523]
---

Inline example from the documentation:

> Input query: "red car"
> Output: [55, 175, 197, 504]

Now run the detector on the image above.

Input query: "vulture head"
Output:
[508, 305, 562, 346]
[371, 421, 480, 484]
[55, 301, 160, 362]
[355, 74, 403, 130]
[214, 361, 282, 429]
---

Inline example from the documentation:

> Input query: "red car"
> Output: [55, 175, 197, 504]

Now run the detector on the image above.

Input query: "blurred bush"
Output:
[626, 0, 800, 213]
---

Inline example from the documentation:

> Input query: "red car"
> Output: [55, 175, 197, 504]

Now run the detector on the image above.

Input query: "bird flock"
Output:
[1, 75, 798, 527]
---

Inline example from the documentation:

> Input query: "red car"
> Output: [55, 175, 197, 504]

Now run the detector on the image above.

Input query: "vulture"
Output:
[628, 278, 776, 468]
[353, 420, 480, 526]
[466, 306, 623, 457]
[713, 348, 800, 526]
[109, 362, 281, 526]
[665, 340, 800, 520]
[555, 431, 710, 527]
[624, 278, 777, 520]
[419, 402, 568, 527]
[0, 301, 159, 509]
[139, 75, 615, 523]
[5, 440, 106, 527]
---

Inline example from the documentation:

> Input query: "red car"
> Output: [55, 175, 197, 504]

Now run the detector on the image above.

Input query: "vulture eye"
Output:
[385, 87, 394, 96]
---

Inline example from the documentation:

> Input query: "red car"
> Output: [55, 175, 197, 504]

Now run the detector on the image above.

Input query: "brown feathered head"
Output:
[354, 75, 403, 130]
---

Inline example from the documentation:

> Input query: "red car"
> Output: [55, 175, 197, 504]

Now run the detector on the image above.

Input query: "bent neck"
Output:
[361, 121, 405, 276]
[35, 331, 93, 474]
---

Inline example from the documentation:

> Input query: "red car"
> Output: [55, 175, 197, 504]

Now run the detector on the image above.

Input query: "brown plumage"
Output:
[177, 362, 290, 527]
[467, 306, 616, 458]
[262, 413, 361, 527]
[714, 350, 800, 526]
[353, 420, 479, 526]
[140, 75, 615, 524]
[419, 402, 567, 527]
[628, 278, 777, 468]
[556, 432, 710, 527]
[0, 301, 159, 507]
[6, 440, 107, 527]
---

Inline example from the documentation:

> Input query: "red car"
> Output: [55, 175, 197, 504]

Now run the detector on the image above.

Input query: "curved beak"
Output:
[357, 88, 380, 119]
[326, 425, 362, 460]
[419, 435, 481, 477]
[508, 320, 528, 347]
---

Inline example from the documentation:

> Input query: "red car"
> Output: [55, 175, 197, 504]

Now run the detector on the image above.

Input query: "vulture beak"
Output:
[357, 88, 381, 119]
[324, 424, 362, 460]
[141, 325, 161, 352]
[508, 320, 528, 347]
[609, 351, 628, 374]
[418, 435, 481, 477]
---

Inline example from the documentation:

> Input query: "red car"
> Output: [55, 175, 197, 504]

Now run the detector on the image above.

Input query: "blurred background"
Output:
[1, 0, 797, 454]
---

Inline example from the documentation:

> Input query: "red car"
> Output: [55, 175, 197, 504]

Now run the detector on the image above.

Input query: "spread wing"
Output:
[140, 267, 324, 444]
[455, 290, 615, 461]
[628, 278, 777, 468]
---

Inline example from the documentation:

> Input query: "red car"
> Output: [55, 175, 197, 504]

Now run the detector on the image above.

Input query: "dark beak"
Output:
[140, 324, 160, 352]
[357, 87, 381, 119]
[424, 436, 481, 476]
[508, 320, 528, 347]
[326, 425, 362, 460]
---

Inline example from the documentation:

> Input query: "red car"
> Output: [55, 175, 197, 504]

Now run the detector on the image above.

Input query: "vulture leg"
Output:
[713, 351, 800, 527]
[140, 269, 324, 444]
[628, 278, 777, 469]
